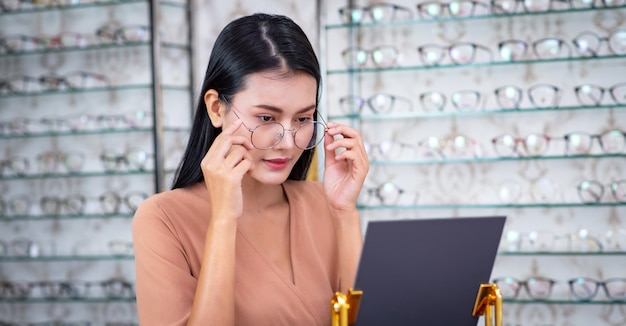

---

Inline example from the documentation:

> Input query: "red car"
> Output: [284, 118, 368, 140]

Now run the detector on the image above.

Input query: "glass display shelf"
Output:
[327, 54, 626, 75]
[498, 251, 626, 256]
[0, 0, 146, 15]
[357, 202, 626, 210]
[0, 297, 136, 303]
[329, 104, 626, 121]
[369, 153, 626, 166]
[0, 84, 152, 99]
[503, 299, 626, 305]
[0, 212, 133, 221]
[0, 170, 155, 181]
[0, 42, 150, 58]
[0, 254, 134, 262]
[325, 5, 626, 30]
[0, 127, 153, 139]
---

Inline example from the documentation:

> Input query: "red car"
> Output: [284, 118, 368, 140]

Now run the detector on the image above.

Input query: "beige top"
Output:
[132, 180, 340, 325]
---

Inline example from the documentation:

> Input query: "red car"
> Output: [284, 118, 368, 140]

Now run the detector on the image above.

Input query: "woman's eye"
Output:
[258, 116, 274, 123]
[296, 116, 313, 123]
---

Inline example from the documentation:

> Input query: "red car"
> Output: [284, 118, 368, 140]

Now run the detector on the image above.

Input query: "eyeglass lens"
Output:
[247, 119, 326, 150]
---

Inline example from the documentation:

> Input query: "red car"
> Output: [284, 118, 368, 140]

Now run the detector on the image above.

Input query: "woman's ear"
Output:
[204, 89, 225, 128]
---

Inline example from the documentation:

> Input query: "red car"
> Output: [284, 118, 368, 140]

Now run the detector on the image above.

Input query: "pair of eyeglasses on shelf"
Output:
[492, 276, 556, 300]
[494, 84, 562, 109]
[417, 42, 493, 66]
[491, 129, 626, 157]
[1, 71, 110, 94]
[0, 157, 29, 177]
[99, 190, 147, 214]
[40, 194, 86, 216]
[18, 320, 93, 326]
[577, 179, 626, 204]
[338, 3, 413, 24]
[575, 82, 626, 106]
[341, 45, 400, 69]
[364, 140, 417, 160]
[100, 148, 153, 172]
[0, 194, 30, 216]
[360, 181, 419, 206]
[96, 25, 151, 44]
[417, 134, 479, 159]
[497, 38, 572, 62]
[569, 277, 626, 302]
[416, 0, 491, 19]
[1, 238, 56, 257]
[500, 229, 603, 252]
[419, 90, 483, 111]
[491, 0, 574, 13]
[573, 29, 626, 57]
[339, 93, 413, 114]
[37, 150, 85, 174]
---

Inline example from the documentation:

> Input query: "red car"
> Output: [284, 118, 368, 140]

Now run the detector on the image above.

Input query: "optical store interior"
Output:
[1, 0, 626, 324]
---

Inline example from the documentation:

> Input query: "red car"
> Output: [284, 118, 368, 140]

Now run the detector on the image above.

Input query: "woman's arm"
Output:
[322, 122, 370, 292]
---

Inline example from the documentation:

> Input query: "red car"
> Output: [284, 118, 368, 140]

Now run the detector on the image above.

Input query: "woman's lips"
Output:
[264, 158, 289, 170]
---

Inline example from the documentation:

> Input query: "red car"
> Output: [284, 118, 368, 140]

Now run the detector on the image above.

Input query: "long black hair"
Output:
[171, 13, 321, 190]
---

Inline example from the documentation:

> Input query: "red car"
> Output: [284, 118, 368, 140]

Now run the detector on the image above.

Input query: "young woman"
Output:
[132, 13, 369, 325]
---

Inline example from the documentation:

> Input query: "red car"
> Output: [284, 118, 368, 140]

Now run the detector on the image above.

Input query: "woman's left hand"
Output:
[322, 122, 369, 212]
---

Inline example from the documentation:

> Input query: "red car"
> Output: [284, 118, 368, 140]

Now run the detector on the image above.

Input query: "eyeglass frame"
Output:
[417, 42, 493, 66]
[223, 98, 328, 150]
[568, 277, 626, 302]
[338, 3, 413, 24]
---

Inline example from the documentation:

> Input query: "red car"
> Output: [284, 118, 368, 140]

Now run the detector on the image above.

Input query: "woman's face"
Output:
[224, 70, 318, 185]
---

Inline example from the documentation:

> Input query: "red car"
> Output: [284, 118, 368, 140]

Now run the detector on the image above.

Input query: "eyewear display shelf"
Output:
[0, 0, 194, 322]
[322, 1, 626, 324]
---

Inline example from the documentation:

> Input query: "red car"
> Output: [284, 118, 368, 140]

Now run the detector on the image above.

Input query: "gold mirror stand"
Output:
[472, 283, 503, 326]
[331, 289, 363, 326]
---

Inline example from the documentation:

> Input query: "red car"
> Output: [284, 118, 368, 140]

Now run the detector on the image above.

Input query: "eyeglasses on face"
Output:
[568, 277, 626, 301]
[225, 99, 327, 150]
[341, 45, 400, 69]
[573, 29, 626, 57]
[416, 0, 490, 19]
[494, 84, 562, 109]
[491, 133, 551, 157]
[339, 93, 413, 114]
[338, 3, 413, 24]
[577, 179, 626, 204]
[492, 276, 556, 300]
[96, 25, 151, 44]
[417, 42, 493, 66]
[564, 129, 626, 155]
[574, 83, 626, 106]
[419, 90, 483, 111]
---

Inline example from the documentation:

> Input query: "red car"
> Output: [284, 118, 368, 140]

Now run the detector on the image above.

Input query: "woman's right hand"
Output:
[200, 119, 254, 221]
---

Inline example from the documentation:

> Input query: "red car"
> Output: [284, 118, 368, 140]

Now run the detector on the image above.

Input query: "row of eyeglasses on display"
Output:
[0, 149, 153, 176]
[0, 25, 151, 54]
[500, 228, 626, 252]
[0, 190, 147, 217]
[0, 71, 111, 94]
[0, 111, 151, 136]
[359, 178, 626, 206]
[0, 278, 135, 300]
[0, 0, 137, 12]
[361, 129, 626, 162]
[0, 238, 133, 257]
[338, 83, 626, 114]
[340, 29, 626, 69]
[492, 276, 626, 302]
[337, 0, 625, 25]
